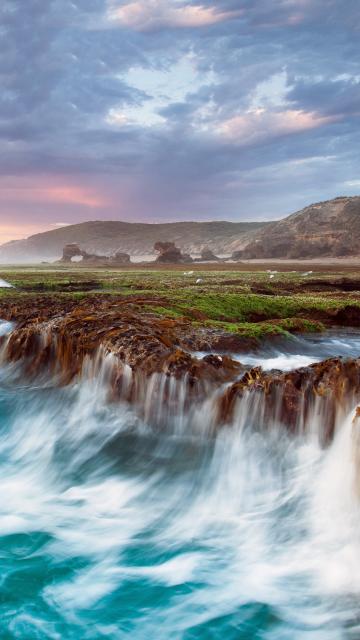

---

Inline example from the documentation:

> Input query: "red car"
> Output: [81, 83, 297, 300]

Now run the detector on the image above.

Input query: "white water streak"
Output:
[1, 326, 360, 636]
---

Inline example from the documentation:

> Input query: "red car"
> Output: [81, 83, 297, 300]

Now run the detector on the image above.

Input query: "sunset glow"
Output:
[0, 177, 108, 209]
[0, 223, 55, 246]
[0, 0, 358, 243]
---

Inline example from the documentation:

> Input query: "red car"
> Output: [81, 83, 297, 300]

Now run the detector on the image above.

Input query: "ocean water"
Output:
[196, 330, 360, 371]
[1, 327, 360, 638]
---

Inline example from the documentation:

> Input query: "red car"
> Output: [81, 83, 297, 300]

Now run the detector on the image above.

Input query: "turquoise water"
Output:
[1, 333, 360, 638]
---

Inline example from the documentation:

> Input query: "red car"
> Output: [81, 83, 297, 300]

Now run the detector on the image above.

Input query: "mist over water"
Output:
[1, 328, 360, 638]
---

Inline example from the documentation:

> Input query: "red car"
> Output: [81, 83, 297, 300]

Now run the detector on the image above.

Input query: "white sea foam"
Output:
[235, 352, 319, 370]
[0, 320, 14, 336]
[196, 330, 360, 372]
[0, 334, 360, 637]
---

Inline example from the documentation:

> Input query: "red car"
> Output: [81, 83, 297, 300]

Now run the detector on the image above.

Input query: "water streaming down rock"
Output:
[2, 322, 360, 444]
[1, 322, 360, 637]
[0, 320, 14, 337]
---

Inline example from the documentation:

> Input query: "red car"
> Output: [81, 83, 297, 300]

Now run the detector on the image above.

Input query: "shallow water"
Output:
[198, 330, 360, 371]
[1, 327, 360, 638]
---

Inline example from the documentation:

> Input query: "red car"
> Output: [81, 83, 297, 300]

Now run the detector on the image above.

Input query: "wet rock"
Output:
[218, 357, 360, 444]
[3, 295, 360, 444]
[0, 299, 241, 396]
[192, 331, 258, 354]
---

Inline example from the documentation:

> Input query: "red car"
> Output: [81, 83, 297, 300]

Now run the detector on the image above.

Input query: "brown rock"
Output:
[109, 250, 131, 265]
[201, 248, 220, 261]
[60, 243, 85, 262]
[218, 357, 360, 444]
[154, 241, 193, 264]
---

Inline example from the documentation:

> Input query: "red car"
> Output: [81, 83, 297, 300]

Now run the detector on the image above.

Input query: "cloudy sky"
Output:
[0, 0, 359, 243]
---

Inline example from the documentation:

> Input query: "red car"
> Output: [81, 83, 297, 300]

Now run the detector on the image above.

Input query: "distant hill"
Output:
[236, 196, 360, 259]
[0, 220, 266, 263]
[2, 196, 359, 264]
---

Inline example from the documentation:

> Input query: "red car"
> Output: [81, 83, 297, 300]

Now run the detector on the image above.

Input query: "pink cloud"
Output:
[0, 223, 53, 245]
[108, 1, 241, 30]
[217, 108, 340, 145]
[0, 177, 109, 208]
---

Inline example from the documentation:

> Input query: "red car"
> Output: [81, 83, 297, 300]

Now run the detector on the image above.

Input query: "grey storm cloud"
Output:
[0, 0, 359, 229]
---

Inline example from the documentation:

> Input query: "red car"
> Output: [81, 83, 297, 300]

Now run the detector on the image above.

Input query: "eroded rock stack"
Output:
[60, 243, 86, 262]
[200, 248, 220, 261]
[59, 244, 131, 265]
[154, 242, 193, 264]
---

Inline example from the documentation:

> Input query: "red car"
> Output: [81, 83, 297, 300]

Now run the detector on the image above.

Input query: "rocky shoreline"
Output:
[1, 296, 360, 443]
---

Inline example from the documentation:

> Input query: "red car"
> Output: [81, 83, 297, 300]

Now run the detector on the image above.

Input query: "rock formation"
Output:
[59, 244, 130, 265]
[200, 248, 220, 261]
[154, 242, 193, 264]
[218, 358, 360, 445]
[60, 243, 86, 262]
[109, 250, 131, 265]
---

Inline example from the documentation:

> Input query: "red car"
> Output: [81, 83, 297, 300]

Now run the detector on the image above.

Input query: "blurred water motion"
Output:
[0, 331, 359, 638]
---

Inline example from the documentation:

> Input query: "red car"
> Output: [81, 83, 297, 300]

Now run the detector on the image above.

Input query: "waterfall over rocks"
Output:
[1, 321, 360, 637]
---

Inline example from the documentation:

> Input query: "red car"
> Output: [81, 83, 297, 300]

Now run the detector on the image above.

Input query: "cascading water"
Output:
[1, 323, 360, 639]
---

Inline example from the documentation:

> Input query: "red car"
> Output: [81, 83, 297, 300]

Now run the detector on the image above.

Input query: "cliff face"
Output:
[237, 196, 360, 259]
[0, 220, 265, 263]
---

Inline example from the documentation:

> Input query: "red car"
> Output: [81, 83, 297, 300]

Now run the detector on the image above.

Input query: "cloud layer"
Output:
[1, 0, 359, 241]
[108, 1, 240, 30]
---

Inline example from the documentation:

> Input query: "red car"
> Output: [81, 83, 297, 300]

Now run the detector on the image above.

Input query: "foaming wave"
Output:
[0, 340, 360, 637]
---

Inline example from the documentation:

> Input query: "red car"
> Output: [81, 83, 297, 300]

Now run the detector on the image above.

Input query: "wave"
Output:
[1, 324, 360, 637]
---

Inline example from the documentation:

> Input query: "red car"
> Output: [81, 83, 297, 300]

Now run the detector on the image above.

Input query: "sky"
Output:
[0, 0, 359, 244]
